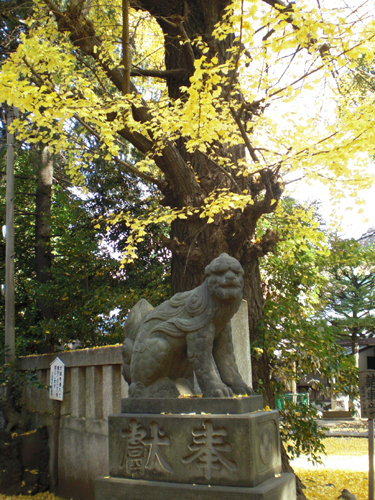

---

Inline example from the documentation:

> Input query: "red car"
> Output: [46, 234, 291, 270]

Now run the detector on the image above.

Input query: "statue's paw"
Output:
[129, 382, 146, 398]
[205, 384, 233, 398]
[232, 384, 255, 396]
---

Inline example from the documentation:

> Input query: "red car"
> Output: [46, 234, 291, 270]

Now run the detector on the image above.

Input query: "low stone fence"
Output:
[18, 345, 128, 500]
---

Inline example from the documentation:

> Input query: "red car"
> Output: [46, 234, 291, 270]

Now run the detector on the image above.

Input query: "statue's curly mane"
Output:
[143, 281, 216, 338]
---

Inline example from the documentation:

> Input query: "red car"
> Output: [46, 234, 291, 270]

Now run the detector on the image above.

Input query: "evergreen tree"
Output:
[259, 199, 357, 399]
[0, 147, 171, 354]
[322, 235, 375, 367]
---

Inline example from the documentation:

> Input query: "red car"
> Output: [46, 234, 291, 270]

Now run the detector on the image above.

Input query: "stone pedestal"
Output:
[95, 397, 296, 500]
[95, 475, 296, 500]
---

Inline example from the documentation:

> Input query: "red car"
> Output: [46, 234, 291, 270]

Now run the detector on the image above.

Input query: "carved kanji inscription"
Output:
[120, 419, 173, 475]
[182, 420, 238, 480]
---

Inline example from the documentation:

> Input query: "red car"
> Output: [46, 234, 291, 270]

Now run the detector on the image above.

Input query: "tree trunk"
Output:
[35, 146, 54, 322]
[281, 445, 307, 500]
[352, 333, 360, 368]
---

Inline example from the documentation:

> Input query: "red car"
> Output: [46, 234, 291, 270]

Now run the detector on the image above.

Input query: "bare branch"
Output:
[229, 106, 260, 163]
[178, 24, 196, 75]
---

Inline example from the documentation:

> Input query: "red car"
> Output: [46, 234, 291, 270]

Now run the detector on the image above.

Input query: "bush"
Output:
[279, 399, 326, 464]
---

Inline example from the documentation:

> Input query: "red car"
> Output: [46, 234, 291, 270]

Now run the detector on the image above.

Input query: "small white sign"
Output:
[49, 357, 65, 401]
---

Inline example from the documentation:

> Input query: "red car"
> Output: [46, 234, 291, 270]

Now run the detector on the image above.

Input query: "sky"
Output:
[289, 178, 375, 239]
[281, 0, 375, 240]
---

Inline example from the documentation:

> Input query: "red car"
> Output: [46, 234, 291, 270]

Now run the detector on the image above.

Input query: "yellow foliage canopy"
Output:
[1, 0, 374, 261]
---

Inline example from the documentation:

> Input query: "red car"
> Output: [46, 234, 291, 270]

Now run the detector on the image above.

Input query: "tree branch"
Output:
[177, 21, 196, 75]
[262, 0, 289, 8]
[229, 106, 260, 163]
[73, 114, 166, 189]
[200, 152, 242, 193]
[160, 15, 195, 75]
[225, 0, 244, 100]
[122, 0, 131, 95]
[131, 67, 187, 79]
[41, 0, 202, 205]
[0, 172, 36, 180]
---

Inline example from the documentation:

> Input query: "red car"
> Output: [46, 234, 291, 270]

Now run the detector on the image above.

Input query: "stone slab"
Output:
[322, 411, 352, 419]
[121, 395, 263, 415]
[95, 473, 296, 500]
[108, 410, 280, 488]
[231, 300, 252, 388]
[18, 345, 123, 371]
[193, 300, 253, 395]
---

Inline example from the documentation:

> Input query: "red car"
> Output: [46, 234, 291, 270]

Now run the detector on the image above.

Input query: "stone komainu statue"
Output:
[122, 253, 253, 398]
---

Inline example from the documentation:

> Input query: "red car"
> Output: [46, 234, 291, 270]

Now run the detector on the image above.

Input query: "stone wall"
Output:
[0, 427, 50, 496]
[18, 345, 128, 500]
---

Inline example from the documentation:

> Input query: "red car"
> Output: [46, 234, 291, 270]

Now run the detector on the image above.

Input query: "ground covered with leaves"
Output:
[0, 437, 370, 500]
[293, 437, 369, 500]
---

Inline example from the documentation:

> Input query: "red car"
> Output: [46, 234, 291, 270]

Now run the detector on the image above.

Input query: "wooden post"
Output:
[5, 106, 17, 363]
[292, 361, 297, 404]
[370, 418, 374, 500]
[51, 400, 61, 487]
[359, 371, 375, 500]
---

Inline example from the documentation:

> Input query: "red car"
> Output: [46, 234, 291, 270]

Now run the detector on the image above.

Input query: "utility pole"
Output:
[5, 106, 17, 363]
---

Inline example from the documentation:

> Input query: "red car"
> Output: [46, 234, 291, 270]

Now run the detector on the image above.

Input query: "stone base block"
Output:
[109, 409, 281, 487]
[95, 473, 296, 500]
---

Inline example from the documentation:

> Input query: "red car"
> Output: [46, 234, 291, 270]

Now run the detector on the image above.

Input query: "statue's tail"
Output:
[122, 298, 153, 384]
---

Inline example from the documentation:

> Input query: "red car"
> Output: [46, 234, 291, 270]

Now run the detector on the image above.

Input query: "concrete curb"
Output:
[324, 431, 368, 438]
[316, 419, 368, 438]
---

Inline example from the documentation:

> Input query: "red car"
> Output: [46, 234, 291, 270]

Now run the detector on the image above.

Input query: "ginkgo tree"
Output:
[1, 0, 374, 399]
